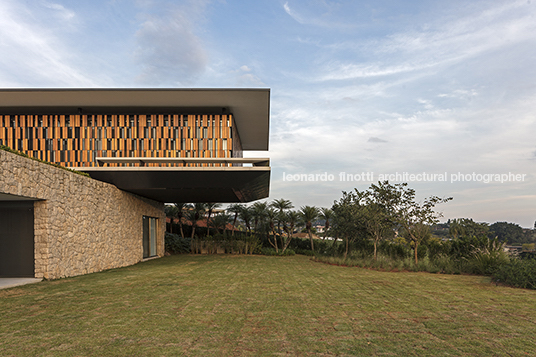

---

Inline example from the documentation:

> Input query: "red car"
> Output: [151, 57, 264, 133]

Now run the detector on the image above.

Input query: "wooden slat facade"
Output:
[0, 113, 241, 167]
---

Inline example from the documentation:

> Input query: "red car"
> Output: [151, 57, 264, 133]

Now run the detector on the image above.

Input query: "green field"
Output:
[1, 255, 535, 356]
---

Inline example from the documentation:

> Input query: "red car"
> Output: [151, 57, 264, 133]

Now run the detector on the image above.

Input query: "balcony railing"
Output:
[94, 157, 270, 168]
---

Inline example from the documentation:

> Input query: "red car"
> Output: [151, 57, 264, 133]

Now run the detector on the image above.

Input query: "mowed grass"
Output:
[1, 255, 536, 356]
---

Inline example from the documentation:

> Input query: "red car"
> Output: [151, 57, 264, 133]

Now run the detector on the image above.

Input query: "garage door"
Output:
[0, 201, 35, 277]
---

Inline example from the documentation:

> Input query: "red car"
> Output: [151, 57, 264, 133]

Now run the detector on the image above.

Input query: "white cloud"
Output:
[283, 2, 301, 23]
[315, 1, 536, 82]
[0, 0, 97, 87]
[282, 1, 354, 29]
[134, 1, 211, 85]
[41, 1, 75, 21]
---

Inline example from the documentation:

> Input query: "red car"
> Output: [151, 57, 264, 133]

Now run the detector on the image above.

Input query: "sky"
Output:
[1, 0, 535, 227]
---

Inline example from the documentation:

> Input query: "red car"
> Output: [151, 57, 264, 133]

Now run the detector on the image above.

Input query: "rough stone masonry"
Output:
[0, 150, 165, 279]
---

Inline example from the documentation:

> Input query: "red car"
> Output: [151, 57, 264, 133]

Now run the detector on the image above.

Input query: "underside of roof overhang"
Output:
[77, 166, 271, 203]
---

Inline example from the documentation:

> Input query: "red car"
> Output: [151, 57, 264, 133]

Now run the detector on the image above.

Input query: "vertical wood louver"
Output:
[0, 113, 242, 167]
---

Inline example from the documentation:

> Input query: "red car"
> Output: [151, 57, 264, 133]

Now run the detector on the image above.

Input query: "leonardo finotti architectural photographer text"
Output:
[282, 171, 527, 184]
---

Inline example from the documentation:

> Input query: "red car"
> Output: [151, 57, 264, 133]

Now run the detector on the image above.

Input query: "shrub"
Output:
[466, 237, 509, 275]
[295, 249, 315, 256]
[492, 259, 536, 289]
[165, 233, 191, 254]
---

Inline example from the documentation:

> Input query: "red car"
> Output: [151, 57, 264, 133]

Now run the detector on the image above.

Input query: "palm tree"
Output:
[300, 205, 320, 252]
[251, 202, 268, 237]
[205, 202, 222, 237]
[189, 203, 206, 239]
[266, 208, 279, 252]
[212, 212, 231, 235]
[319, 207, 333, 240]
[270, 198, 294, 247]
[227, 203, 243, 236]
[239, 205, 253, 236]
[174, 203, 190, 238]
[282, 210, 299, 253]
[165, 205, 177, 233]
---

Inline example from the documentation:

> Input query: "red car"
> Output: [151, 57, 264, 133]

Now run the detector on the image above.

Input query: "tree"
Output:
[282, 210, 299, 253]
[189, 203, 206, 239]
[331, 183, 396, 260]
[331, 190, 368, 260]
[386, 182, 452, 265]
[164, 205, 177, 233]
[204, 203, 221, 237]
[489, 221, 524, 243]
[299, 205, 320, 253]
[174, 203, 190, 238]
[212, 212, 231, 235]
[239, 205, 253, 236]
[251, 202, 268, 237]
[448, 218, 491, 258]
[265, 208, 279, 252]
[270, 198, 294, 247]
[319, 207, 333, 240]
[227, 204, 243, 235]
[363, 181, 399, 260]
[362, 203, 393, 260]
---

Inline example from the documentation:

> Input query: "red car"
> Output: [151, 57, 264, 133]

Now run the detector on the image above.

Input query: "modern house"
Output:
[0, 89, 271, 279]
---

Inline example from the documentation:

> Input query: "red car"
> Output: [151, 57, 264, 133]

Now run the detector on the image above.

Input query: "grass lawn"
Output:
[1, 255, 536, 356]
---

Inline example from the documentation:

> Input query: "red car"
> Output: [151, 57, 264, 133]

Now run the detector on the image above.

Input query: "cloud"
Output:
[368, 137, 388, 143]
[282, 1, 353, 29]
[223, 65, 265, 87]
[283, 2, 302, 24]
[41, 1, 75, 21]
[134, 2, 210, 85]
[0, 0, 97, 87]
[314, 1, 536, 82]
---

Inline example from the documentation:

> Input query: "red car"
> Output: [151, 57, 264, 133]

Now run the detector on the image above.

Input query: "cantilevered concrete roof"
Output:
[78, 166, 270, 203]
[76, 157, 271, 203]
[0, 88, 270, 150]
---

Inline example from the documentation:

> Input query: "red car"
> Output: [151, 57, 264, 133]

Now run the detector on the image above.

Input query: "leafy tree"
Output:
[522, 243, 535, 251]
[362, 203, 393, 260]
[331, 190, 367, 260]
[386, 182, 452, 265]
[489, 221, 524, 243]
[448, 218, 491, 258]
[331, 183, 396, 260]
[363, 181, 400, 260]
[299, 205, 320, 253]
[449, 218, 489, 239]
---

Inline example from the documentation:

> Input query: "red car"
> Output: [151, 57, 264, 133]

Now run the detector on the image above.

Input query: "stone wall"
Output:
[0, 150, 165, 279]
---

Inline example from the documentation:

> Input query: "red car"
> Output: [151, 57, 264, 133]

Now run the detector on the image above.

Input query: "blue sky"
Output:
[1, 0, 536, 227]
